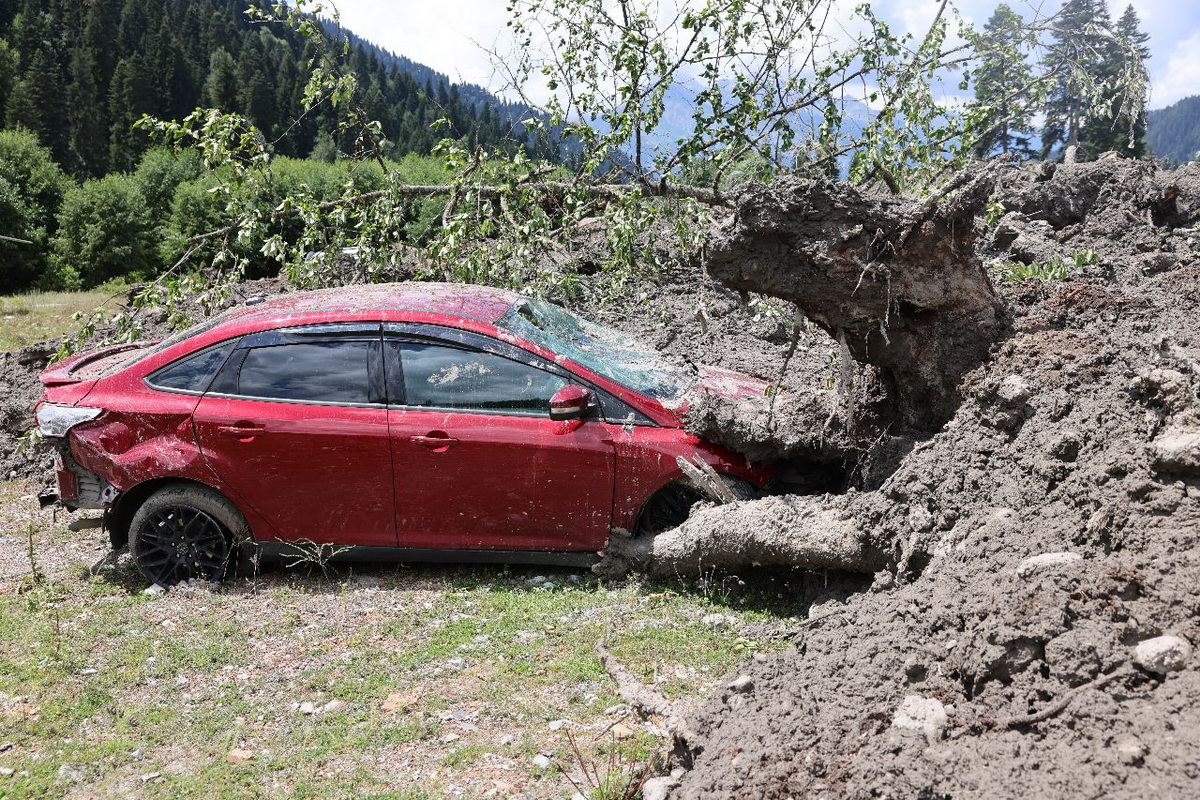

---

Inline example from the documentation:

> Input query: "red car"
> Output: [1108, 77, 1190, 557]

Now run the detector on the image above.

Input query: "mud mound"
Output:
[658, 164, 1200, 797]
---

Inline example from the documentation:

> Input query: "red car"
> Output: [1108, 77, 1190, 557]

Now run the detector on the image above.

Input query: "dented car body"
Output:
[36, 283, 773, 585]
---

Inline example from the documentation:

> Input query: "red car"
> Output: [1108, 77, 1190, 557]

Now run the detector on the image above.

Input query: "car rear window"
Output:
[397, 343, 566, 413]
[237, 341, 372, 404]
[146, 342, 235, 393]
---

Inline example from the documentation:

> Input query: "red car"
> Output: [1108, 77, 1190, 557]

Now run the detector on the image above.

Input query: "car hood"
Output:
[658, 364, 769, 419]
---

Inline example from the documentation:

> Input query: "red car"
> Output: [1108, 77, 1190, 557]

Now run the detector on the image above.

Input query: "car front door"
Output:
[385, 325, 616, 552]
[193, 324, 396, 547]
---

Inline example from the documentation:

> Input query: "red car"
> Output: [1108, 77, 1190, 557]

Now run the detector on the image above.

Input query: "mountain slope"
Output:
[1148, 95, 1200, 163]
[0, 0, 534, 178]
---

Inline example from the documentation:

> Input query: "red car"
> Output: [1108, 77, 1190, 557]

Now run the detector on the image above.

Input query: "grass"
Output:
[0, 482, 805, 798]
[0, 284, 127, 351]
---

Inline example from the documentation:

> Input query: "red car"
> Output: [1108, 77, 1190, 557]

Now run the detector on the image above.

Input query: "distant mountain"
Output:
[1148, 96, 1200, 163]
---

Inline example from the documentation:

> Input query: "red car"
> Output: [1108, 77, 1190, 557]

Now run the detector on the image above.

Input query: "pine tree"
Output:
[1041, 0, 1111, 160]
[1111, 4, 1150, 157]
[970, 4, 1036, 159]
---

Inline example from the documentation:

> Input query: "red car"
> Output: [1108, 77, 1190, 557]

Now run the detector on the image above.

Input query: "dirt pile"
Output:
[655, 159, 1200, 797]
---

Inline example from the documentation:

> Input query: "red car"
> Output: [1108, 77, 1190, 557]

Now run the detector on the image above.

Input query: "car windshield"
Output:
[497, 297, 695, 401]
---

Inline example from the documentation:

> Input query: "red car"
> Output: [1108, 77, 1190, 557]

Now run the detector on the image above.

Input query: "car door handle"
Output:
[217, 423, 265, 438]
[410, 434, 459, 449]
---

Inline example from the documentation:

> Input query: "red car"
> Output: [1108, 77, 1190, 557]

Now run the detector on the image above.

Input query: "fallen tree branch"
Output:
[597, 641, 696, 745]
[1000, 666, 1135, 728]
[185, 180, 727, 246]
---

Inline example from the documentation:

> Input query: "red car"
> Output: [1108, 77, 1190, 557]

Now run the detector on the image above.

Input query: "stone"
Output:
[1114, 737, 1148, 766]
[298, 701, 318, 715]
[143, 584, 167, 597]
[531, 754, 552, 769]
[1149, 429, 1200, 475]
[322, 699, 346, 713]
[891, 695, 948, 742]
[997, 375, 1034, 405]
[1133, 635, 1193, 674]
[642, 776, 680, 800]
[726, 675, 755, 694]
[226, 748, 255, 764]
[1016, 552, 1082, 577]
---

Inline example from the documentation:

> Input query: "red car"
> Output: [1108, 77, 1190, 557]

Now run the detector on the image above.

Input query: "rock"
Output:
[143, 584, 167, 597]
[642, 776, 680, 800]
[226, 748, 255, 764]
[548, 719, 568, 731]
[604, 703, 630, 716]
[702, 613, 732, 628]
[56, 764, 86, 784]
[1016, 552, 1082, 577]
[322, 699, 346, 713]
[997, 375, 1034, 405]
[1149, 428, 1200, 475]
[298, 701, 318, 715]
[727, 675, 755, 694]
[1133, 635, 1193, 674]
[611, 723, 635, 740]
[446, 658, 467, 671]
[891, 695, 948, 743]
[1114, 737, 1149, 766]
[531, 754, 552, 769]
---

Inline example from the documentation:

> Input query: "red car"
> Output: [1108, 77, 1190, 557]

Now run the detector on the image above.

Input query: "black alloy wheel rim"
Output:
[137, 506, 230, 586]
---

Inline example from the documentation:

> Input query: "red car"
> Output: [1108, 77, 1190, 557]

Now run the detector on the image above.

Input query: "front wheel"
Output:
[635, 476, 758, 536]
[128, 484, 250, 586]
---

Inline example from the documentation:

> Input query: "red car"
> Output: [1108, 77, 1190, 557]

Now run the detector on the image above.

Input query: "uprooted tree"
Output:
[60, 0, 1146, 580]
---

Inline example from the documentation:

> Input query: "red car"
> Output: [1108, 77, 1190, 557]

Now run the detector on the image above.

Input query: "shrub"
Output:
[0, 129, 72, 292]
[51, 174, 157, 288]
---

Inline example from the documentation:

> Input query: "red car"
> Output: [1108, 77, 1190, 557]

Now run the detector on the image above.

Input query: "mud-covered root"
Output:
[596, 495, 883, 579]
[705, 171, 1007, 430]
[597, 641, 697, 746]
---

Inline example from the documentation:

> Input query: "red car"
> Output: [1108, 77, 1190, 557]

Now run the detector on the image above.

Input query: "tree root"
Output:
[597, 641, 697, 747]
[1000, 667, 1135, 728]
[596, 495, 882, 580]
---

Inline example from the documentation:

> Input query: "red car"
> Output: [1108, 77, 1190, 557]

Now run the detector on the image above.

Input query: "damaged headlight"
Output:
[35, 403, 103, 437]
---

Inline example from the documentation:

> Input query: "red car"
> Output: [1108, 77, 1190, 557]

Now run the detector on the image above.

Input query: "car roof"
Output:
[220, 282, 524, 327]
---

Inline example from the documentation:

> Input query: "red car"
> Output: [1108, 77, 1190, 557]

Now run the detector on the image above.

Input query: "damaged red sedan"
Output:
[35, 283, 772, 585]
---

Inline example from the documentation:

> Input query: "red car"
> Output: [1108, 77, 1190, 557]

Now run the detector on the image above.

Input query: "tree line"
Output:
[0, 0, 532, 178]
[971, 0, 1151, 160]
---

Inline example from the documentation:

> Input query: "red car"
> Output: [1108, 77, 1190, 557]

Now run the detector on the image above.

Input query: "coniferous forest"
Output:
[0, 0, 530, 177]
[0, 0, 543, 293]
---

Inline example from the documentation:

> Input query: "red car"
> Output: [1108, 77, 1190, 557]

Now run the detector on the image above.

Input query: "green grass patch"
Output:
[0, 284, 127, 351]
[0, 517, 801, 797]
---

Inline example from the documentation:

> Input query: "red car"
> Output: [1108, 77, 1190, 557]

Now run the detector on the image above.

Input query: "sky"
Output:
[329, 0, 1200, 111]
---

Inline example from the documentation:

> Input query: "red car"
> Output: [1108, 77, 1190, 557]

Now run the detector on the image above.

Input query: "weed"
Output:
[279, 538, 353, 579]
[993, 258, 1070, 282]
[558, 728, 654, 800]
[985, 201, 1007, 227]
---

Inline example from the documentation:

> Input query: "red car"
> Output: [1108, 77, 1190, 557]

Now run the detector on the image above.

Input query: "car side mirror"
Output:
[549, 385, 592, 421]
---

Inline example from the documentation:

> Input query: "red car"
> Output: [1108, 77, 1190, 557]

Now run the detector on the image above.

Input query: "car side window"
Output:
[147, 341, 235, 393]
[237, 341, 373, 404]
[398, 342, 567, 413]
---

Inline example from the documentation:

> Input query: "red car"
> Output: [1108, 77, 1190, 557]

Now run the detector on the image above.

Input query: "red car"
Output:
[35, 283, 773, 586]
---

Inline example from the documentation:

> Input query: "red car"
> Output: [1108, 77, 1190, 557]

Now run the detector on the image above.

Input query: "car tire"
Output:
[128, 484, 251, 587]
[635, 476, 758, 537]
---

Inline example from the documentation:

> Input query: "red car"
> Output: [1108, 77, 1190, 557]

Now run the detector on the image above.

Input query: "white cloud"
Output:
[1154, 31, 1200, 108]
[330, 1, 511, 90]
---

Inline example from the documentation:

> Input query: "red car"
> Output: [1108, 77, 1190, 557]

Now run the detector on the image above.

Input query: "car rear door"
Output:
[192, 323, 396, 547]
[384, 324, 616, 552]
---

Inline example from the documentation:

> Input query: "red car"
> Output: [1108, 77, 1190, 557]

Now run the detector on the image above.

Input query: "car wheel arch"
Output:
[106, 476, 236, 550]
[633, 474, 757, 537]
